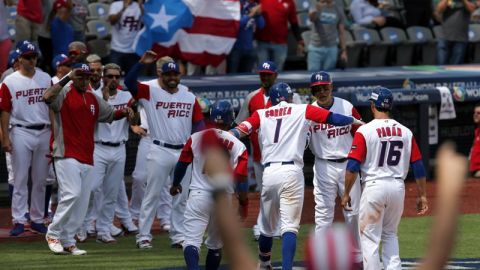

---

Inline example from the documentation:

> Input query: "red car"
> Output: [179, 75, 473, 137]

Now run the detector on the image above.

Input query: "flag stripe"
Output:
[152, 43, 227, 66]
[184, 0, 240, 20]
[185, 17, 239, 38]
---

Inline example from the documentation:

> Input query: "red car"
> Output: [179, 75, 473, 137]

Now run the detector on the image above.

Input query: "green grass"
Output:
[1, 214, 479, 270]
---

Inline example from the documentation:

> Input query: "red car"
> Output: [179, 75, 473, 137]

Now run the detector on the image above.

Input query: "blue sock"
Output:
[183, 245, 200, 270]
[8, 184, 13, 203]
[205, 248, 222, 270]
[45, 185, 52, 217]
[282, 232, 297, 270]
[258, 235, 273, 262]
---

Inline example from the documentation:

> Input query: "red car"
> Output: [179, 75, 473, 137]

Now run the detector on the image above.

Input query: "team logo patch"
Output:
[90, 104, 95, 115]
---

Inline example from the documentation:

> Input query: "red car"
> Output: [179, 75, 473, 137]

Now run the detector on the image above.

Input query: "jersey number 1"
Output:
[378, 140, 403, 166]
[273, 119, 282, 143]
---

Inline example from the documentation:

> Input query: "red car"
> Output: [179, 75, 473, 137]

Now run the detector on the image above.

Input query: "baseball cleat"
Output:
[9, 223, 25, 236]
[63, 245, 87, 255]
[30, 222, 48, 234]
[75, 229, 88, 243]
[46, 235, 65, 254]
[109, 224, 124, 237]
[170, 242, 183, 249]
[137, 240, 153, 249]
[161, 224, 171, 232]
[96, 234, 117, 244]
[121, 223, 139, 235]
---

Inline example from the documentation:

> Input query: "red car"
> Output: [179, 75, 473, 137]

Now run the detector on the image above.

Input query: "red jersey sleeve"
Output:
[305, 104, 330, 123]
[351, 107, 362, 135]
[192, 98, 204, 123]
[136, 82, 150, 100]
[0, 83, 13, 112]
[237, 111, 261, 135]
[234, 149, 249, 178]
[178, 137, 194, 163]
[348, 132, 367, 162]
[410, 137, 422, 163]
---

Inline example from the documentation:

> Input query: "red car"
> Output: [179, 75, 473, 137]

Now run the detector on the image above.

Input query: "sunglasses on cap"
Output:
[105, 74, 120, 79]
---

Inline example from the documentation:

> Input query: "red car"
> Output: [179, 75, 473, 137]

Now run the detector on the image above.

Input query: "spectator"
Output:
[51, 53, 71, 83]
[38, 0, 54, 74]
[350, 0, 404, 29]
[435, 0, 476, 65]
[15, 0, 43, 45]
[255, 0, 304, 71]
[0, 50, 19, 82]
[50, 0, 74, 57]
[68, 41, 88, 64]
[227, 0, 265, 73]
[307, 0, 348, 71]
[0, 0, 12, 74]
[108, 0, 143, 75]
[469, 103, 480, 177]
[403, 0, 433, 27]
[87, 54, 103, 91]
[68, 0, 88, 42]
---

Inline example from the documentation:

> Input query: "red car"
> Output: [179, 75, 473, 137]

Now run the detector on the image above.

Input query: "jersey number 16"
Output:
[378, 140, 403, 167]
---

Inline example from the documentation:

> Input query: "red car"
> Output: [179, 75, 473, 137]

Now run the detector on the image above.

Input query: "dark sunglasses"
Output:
[68, 50, 80, 57]
[22, 54, 38, 61]
[105, 74, 120, 79]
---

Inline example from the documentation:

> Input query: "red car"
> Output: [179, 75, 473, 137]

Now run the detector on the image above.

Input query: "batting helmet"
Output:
[310, 71, 332, 87]
[370, 87, 393, 111]
[210, 100, 235, 126]
[269, 82, 293, 106]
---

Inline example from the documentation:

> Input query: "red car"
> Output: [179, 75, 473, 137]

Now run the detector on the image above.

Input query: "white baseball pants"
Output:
[360, 180, 405, 270]
[10, 127, 50, 224]
[47, 158, 92, 247]
[259, 164, 304, 236]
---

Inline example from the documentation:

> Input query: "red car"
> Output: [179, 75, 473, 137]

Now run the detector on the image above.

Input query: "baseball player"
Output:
[342, 87, 428, 270]
[308, 71, 363, 265]
[124, 51, 204, 249]
[44, 63, 133, 255]
[170, 100, 249, 270]
[0, 41, 51, 236]
[51, 54, 71, 84]
[231, 82, 363, 270]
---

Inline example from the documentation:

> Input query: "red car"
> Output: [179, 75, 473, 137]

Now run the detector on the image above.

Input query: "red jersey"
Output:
[255, 0, 299, 44]
[470, 127, 480, 172]
[235, 87, 271, 162]
[48, 84, 119, 165]
[17, 0, 43, 24]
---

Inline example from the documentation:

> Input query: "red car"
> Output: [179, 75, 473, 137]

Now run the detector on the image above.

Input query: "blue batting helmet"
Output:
[370, 87, 393, 111]
[269, 82, 293, 106]
[210, 100, 235, 126]
[310, 71, 332, 87]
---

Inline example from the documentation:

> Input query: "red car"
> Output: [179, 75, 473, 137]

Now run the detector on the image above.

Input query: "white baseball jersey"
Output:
[309, 97, 361, 159]
[0, 70, 51, 125]
[348, 118, 422, 182]
[134, 81, 203, 145]
[238, 101, 331, 167]
[109, 1, 142, 53]
[139, 106, 149, 131]
[178, 129, 248, 193]
[93, 89, 132, 142]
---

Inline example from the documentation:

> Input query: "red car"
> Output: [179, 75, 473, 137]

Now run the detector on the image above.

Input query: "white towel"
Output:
[437, 86, 456, 119]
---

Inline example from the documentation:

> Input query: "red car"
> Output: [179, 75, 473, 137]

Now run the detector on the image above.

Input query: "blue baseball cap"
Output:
[71, 62, 92, 74]
[17, 41, 38, 56]
[51, 54, 70, 70]
[257, 61, 277, 73]
[7, 50, 19, 68]
[310, 71, 332, 86]
[370, 87, 393, 111]
[161, 62, 180, 73]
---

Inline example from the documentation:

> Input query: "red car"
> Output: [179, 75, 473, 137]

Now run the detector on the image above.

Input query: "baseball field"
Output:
[1, 179, 480, 270]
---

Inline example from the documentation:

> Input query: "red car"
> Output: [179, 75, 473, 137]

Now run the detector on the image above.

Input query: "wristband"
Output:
[58, 73, 71, 87]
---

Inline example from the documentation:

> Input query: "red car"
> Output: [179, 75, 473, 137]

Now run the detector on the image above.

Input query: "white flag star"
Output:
[148, 5, 176, 32]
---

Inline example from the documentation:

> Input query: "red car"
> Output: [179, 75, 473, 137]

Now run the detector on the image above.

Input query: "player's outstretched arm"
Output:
[417, 142, 467, 270]
[43, 70, 73, 104]
[124, 50, 157, 98]
[342, 158, 360, 211]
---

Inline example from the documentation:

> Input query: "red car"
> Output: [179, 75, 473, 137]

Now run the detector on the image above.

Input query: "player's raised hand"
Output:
[170, 185, 182, 196]
[436, 142, 467, 197]
[140, 50, 157, 65]
[341, 194, 352, 211]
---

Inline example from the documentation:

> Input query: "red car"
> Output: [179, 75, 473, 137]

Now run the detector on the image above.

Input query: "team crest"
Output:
[90, 104, 95, 115]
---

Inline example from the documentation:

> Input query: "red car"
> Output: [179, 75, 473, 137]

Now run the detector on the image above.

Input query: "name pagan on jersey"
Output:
[156, 101, 192, 118]
[312, 123, 351, 139]
[16, 88, 47, 105]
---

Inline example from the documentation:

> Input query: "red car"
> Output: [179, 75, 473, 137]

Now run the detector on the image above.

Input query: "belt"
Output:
[152, 140, 184, 150]
[264, 161, 294, 168]
[95, 141, 125, 147]
[14, 124, 50, 130]
[326, 158, 347, 163]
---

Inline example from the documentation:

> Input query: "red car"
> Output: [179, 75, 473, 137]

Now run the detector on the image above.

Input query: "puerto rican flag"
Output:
[133, 0, 240, 67]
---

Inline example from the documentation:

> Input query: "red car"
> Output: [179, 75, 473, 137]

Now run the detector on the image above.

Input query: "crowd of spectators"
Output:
[2, 0, 480, 77]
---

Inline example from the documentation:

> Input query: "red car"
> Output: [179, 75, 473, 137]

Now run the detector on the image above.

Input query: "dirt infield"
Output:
[1, 179, 479, 242]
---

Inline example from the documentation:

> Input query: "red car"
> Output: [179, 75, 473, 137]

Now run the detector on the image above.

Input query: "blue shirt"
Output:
[51, 17, 74, 56]
[233, 0, 265, 50]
